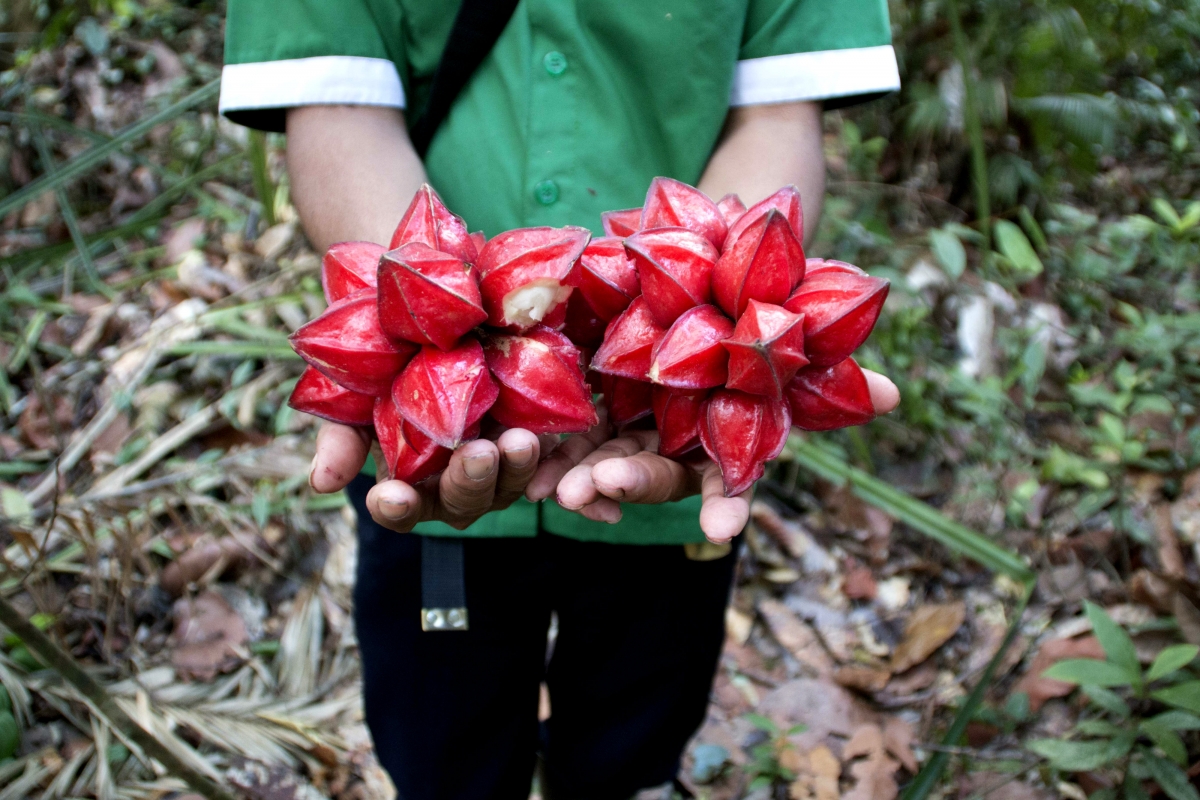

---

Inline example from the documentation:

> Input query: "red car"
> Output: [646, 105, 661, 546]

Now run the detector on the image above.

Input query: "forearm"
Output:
[697, 101, 824, 247]
[286, 106, 427, 253]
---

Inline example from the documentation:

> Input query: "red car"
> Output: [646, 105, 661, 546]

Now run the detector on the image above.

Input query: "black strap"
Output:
[420, 537, 468, 631]
[409, 0, 522, 157]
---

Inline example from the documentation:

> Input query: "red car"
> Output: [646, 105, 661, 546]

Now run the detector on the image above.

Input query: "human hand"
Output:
[308, 413, 613, 532]
[554, 370, 901, 544]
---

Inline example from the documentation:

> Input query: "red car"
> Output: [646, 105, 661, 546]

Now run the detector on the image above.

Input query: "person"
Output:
[220, 2, 901, 797]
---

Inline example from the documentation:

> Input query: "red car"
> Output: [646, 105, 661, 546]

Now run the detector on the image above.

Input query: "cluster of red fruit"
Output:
[287, 179, 888, 498]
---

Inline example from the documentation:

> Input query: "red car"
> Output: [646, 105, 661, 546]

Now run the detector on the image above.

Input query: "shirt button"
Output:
[534, 180, 560, 205]
[543, 51, 568, 76]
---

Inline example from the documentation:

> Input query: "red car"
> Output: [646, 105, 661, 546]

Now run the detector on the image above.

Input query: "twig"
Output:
[85, 404, 219, 497]
[946, 0, 992, 246]
[0, 594, 239, 800]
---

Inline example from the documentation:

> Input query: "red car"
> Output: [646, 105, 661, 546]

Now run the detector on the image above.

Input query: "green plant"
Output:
[1026, 602, 1200, 800]
[743, 713, 807, 791]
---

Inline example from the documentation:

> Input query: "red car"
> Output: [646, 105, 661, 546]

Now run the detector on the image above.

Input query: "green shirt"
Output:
[221, 0, 897, 544]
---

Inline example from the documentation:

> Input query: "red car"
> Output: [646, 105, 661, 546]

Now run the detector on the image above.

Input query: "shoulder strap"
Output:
[409, 0, 521, 157]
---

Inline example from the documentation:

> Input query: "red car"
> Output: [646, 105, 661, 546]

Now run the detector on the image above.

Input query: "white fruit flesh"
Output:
[502, 279, 571, 328]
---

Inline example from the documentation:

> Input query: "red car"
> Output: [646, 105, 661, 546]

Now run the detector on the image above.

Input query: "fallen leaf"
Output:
[841, 724, 900, 800]
[160, 536, 257, 597]
[875, 577, 911, 612]
[170, 590, 248, 680]
[883, 717, 918, 773]
[226, 756, 327, 800]
[162, 217, 206, 263]
[757, 678, 879, 753]
[19, 393, 75, 450]
[1010, 635, 1105, 711]
[834, 665, 891, 693]
[959, 772, 1057, 800]
[726, 607, 753, 646]
[254, 222, 294, 261]
[890, 601, 965, 673]
[758, 598, 835, 678]
[883, 660, 938, 696]
[789, 745, 840, 800]
[1153, 504, 1185, 579]
[1173, 593, 1200, 647]
[842, 559, 877, 601]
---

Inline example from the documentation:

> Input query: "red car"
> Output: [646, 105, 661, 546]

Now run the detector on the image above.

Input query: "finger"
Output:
[575, 496, 623, 524]
[310, 422, 372, 493]
[494, 428, 541, 504]
[862, 369, 901, 415]
[697, 462, 751, 544]
[365, 479, 428, 533]
[525, 423, 609, 502]
[555, 436, 650, 511]
[591, 451, 695, 504]
[435, 438, 500, 527]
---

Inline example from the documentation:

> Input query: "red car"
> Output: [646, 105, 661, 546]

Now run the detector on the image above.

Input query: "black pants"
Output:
[347, 474, 738, 800]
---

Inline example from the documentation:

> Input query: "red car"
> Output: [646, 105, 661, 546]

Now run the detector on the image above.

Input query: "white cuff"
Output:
[730, 45, 900, 106]
[219, 56, 406, 113]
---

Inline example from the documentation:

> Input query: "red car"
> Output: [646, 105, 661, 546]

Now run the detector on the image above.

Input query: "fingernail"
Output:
[464, 453, 496, 481]
[556, 494, 582, 511]
[308, 455, 318, 490]
[378, 498, 408, 520]
[504, 445, 534, 468]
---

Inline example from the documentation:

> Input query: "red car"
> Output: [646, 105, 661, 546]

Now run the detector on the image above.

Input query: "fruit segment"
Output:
[647, 304, 734, 389]
[699, 389, 791, 496]
[389, 183, 478, 264]
[716, 194, 747, 228]
[393, 340, 498, 448]
[374, 395, 452, 483]
[288, 366, 376, 426]
[785, 358, 875, 431]
[712, 209, 805, 320]
[377, 242, 487, 350]
[484, 327, 599, 433]
[725, 184, 804, 249]
[603, 375, 655, 427]
[624, 228, 719, 327]
[322, 241, 384, 303]
[477, 226, 591, 331]
[590, 297, 667, 380]
[576, 237, 640, 321]
[802, 258, 865, 278]
[783, 270, 889, 366]
[640, 176, 728, 249]
[290, 289, 417, 397]
[722, 300, 809, 399]
[652, 387, 706, 458]
[601, 208, 642, 238]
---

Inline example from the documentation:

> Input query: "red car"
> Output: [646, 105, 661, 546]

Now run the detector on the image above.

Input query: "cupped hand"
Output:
[554, 369, 901, 544]
[308, 410, 614, 533]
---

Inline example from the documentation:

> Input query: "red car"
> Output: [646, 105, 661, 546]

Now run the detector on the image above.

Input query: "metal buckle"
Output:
[421, 607, 469, 632]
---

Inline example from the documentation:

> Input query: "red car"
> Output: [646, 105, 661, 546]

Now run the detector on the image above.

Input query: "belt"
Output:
[420, 536, 468, 632]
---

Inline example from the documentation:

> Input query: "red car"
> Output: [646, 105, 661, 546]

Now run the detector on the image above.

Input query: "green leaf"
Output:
[1140, 720, 1188, 766]
[1075, 719, 1124, 736]
[1042, 659, 1135, 687]
[0, 713, 16, 760]
[0, 488, 33, 527]
[1147, 645, 1199, 682]
[1083, 685, 1131, 718]
[1149, 710, 1200, 731]
[1152, 198, 1183, 229]
[1086, 601, 1141, 683]
[929, 228, 966, 279]
[1143, 753, 1200, 800]
[1027, 735, 1131, 772]
[1152, 681, 1200, 714]
[745, 713, 778, 734]
[994, 219, 1044, 278]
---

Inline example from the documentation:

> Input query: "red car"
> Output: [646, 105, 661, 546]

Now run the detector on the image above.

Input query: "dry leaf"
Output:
[19, 393, 75, 450]
[726, 607, 753, 646]
[758, 598, 835, 677]
[1154, 503, 1185, 579]
[757, 678, 879, 753]
[834, 665, 891, 693]
[890, 601, 965, 673]
[160, 536, 258, 596]
[1010, 635, 1105, 711]
[789, 745, 841, 800]
[841, 724, 900, 800]
[170, 590, 248, 680]
[882, 717, 918, 773]
[842, 559, 877, 600]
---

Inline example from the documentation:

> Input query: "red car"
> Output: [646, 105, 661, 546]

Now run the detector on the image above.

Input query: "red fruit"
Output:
[602, 375, 655, 427]
[725, 185, 804, 248]
[590, 297, 667, 380]
[484, 327, 599, 433]
[601, 208, 642, 238]
[652, 387, 706, 457]
[716, 194, 747, 228]
[290, 289, 417, 397]
[640, 177, 728, 249]
[393, 340, 497, 448]
[783, 270, 889, 366]
[577, 237, 640, 320]
[562, 292, 608, 347]
[624, 228, 719, 327]
[322, 241, 384, 303]
[722, 300, 809, 399]
[647, 305, 734, 389]
[374, 396, 452, 483]
[699, 390, 791, 496]
[389, 184, 477, 264]
[469, 231, 487, 253]
[377, 242, 487, 350]
[785, 358, 875, 431]
[803, 258, 865, 278]
[477, 226, 591, 331]
[712, 209, 805, 320]
[288, 366, 375, 425]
